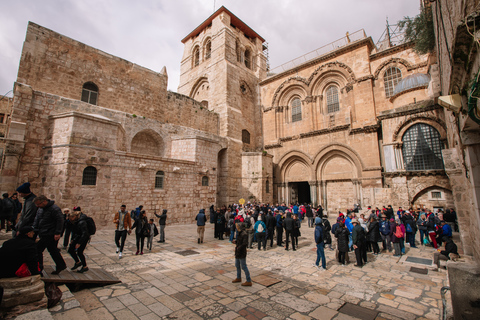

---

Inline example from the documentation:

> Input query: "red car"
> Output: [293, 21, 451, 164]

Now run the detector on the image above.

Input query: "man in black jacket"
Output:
[352, 219, 367, 267]
[14, 182, 37, 237]
[33, 195, 67, 274]
[265, 210, 276, 247]
[68, 207, 90, 273]
[284, 212, 296, 251]
[434, 236, 459, 269]
[0, 226, 40, 278]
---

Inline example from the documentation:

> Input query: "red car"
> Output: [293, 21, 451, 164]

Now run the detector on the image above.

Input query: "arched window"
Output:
[193, 46, 200, 67]
[205, 40, 211, 60]
[384, 67, 402, 98]
[402, 123, 444, 171]
[202, 176, 209, 186]
[155, 171, 165, 189]
[326, 86, 339, 113]
[82, 166, 97, 186]
[81, 82, 98, 105]
[244, 49, 251, 69]
[242, 129, 251, 144]
[291, 98, 302, 122]
[266, 180, 270, 194]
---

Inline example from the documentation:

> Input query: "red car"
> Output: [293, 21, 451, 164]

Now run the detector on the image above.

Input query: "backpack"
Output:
[257, 222, 264, 233]
[85, 216, 96, 235]
[227, 218, 234, 229]
[406, 223, 413, 233]
[394, 225, 404, 238]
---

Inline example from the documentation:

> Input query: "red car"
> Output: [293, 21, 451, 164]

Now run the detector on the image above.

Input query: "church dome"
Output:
[393, 73, 431, 96]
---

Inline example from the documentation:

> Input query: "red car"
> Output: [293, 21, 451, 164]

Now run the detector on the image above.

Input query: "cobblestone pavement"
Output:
[10, 222, 457, 320]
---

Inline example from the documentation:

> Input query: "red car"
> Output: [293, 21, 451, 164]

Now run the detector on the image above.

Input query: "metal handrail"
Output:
[267, 29, 367, 77]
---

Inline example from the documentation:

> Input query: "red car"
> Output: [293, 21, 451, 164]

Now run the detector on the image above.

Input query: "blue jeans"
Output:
[235, 258, 251, 282]
[419, 229, 427, 244]
[315, 242, 326, 269]
[229, 230, 235, 242]
[348, 234, 353, 251]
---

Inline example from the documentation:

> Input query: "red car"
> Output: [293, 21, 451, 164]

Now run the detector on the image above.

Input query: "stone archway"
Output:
[131, 129, 164, 157]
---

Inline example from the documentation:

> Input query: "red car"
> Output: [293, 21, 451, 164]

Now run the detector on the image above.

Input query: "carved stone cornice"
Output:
[377, 99, 439, 120]
[299, 124, 350, 138]
[382, 169, 447, 178]
[264, 143, 282, 149]
[349, 123, 380, 135]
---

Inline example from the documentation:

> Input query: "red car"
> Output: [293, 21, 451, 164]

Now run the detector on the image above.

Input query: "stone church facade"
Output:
[0, 6, 452, 224]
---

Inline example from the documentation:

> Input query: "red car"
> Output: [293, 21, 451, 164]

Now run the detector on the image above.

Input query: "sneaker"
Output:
[71, 262, 82, 270]
[135, 251, 139, 255]
[232, 278, 242, 283]
[119, 252, 123, 259]
[77, 267, 89, 273]
[140, 251, 143, 255]
[116, 247, 120, 253]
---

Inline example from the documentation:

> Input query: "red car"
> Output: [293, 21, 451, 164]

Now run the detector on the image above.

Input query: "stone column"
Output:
[322, 181, 327, 211]
[309, 181, 317, 206]
[284, 182, 290, 205]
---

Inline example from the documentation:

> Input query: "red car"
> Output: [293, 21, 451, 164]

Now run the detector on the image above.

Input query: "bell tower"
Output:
[178, 6, 271, 205]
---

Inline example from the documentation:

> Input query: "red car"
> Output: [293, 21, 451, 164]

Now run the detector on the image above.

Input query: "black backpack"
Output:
[85, 215, 96, 235]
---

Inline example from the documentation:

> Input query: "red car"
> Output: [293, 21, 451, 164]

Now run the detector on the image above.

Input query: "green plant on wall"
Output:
[398, 5, 435, 54]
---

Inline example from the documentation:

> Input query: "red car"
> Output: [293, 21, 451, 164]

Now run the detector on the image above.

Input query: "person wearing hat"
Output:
[351, 218, 367, 267]
[68, 207, 90, 273]
[379, 214, 392, 252]
[14, 182, 37, 237]
[314, 217, 327, 270]
[33, 195, 67, 274]
[0, 226, 40, 278]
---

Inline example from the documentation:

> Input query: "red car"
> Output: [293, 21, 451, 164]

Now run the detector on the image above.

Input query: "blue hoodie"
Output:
[314, 218, 324, 244]
[196, 209, 206, 226]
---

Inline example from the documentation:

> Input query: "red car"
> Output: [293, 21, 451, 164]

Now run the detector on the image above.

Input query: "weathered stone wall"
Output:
[1, 83, 224, 225]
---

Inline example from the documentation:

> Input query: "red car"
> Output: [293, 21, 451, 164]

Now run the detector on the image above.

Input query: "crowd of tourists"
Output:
[0, 182, 94, 278]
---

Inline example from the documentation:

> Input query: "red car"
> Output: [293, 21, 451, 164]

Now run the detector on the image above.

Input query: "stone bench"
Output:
[0, 275, 47, 319]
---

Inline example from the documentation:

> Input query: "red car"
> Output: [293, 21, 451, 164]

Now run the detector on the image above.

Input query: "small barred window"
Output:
[82, 166, 97, 186]
[155, 171, 165, 189]
[202, 176, 209, 186]
[326, 86, 339, 113]
[384, 67, 402, 98]
[291, 98, 302, 122]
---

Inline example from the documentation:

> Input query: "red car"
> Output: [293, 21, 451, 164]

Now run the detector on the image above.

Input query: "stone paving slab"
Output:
[0, 223, 455, 319]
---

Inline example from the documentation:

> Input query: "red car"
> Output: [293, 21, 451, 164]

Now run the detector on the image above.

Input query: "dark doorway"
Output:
[291, 181, 311, 204]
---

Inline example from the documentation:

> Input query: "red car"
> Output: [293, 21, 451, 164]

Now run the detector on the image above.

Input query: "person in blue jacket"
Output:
[313, 217, 326, 271]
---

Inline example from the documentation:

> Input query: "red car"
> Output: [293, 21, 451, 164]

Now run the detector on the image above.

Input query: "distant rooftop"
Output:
[182, 6, 265, 44]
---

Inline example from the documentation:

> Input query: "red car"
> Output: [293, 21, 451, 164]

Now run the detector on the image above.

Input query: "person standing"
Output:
[232, 221, 252, 286]
[283, 212, 295, 251]
[417, 213, 428, 245]
[146, 219, 158, 251]
[314, 217, 326, 270]
[275, 210, 284, 247]
[265, 210, 276, 248]
[132, 211, 149, 255]
[306, 205, 314, 228]
[155, 209, 167, 243]
[10, 193, 22, 233]
[335, 222, 350, 265]
[62, 208, 72, 249]
[114, 204, 132, 259]
[379, 214, 392, 252]
[215, 209, 226, 240]
[15, 182, 37, 237]
[352, 218, 367, 267]
[195, 209, 207, 244]
[1, 193, 15, 232]
[33, 195, 67, 274]
[254, 213, 267, 251]
[68, 207, 90, 273]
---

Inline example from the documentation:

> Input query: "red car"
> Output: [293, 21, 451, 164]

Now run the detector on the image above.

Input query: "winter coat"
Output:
[196, 209, 206, 226]
[379, 220, 391, 235]
[265, 214, 276, 230]
[293, 219, 301, 237]
[283, 213, 294, 231]
[335, 227, 350, 253]
[216, 213, 226, 233]
[352, 224, 366, 245]
[15, 193, 37, 231]
[314, 223, 324, 244]
[71, 213, 90, 245]
[0, 234, 40, 278]
[33, 200, 64, 237]
[1, 197, 15, 220]
[155, 210, 167, 225]
[114, 210, 132, 231]
[427, 214, 437, 232]
[404, 216, 416, 233]
[235, 229, 248, 259]
[440, 239, 458, 258]
[132, 216, 149, 236]
[366, 220, 381, 242]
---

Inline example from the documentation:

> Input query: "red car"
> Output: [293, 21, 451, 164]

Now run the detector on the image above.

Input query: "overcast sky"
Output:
[0, 0, 421, 97]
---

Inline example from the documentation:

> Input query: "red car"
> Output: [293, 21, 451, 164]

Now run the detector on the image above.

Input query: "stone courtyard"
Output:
[4, 220, 461, 320]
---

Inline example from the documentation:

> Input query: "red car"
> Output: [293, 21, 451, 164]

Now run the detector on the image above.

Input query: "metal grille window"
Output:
[193, 47, 200, 67]
[431, 191, 442, 199]
[291, 98, 302, 122]
[202, 176, 209, 186]
[81, 82, 98, 105]
[82, 166, 97, 186]
[402, 123, 444, 171]
[384, 67, 402, 98]
[326, 86, 339, 113]
[155, 171, 164, 189]
[242, 129, 250, 144]
[205, 41, 211, 60]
